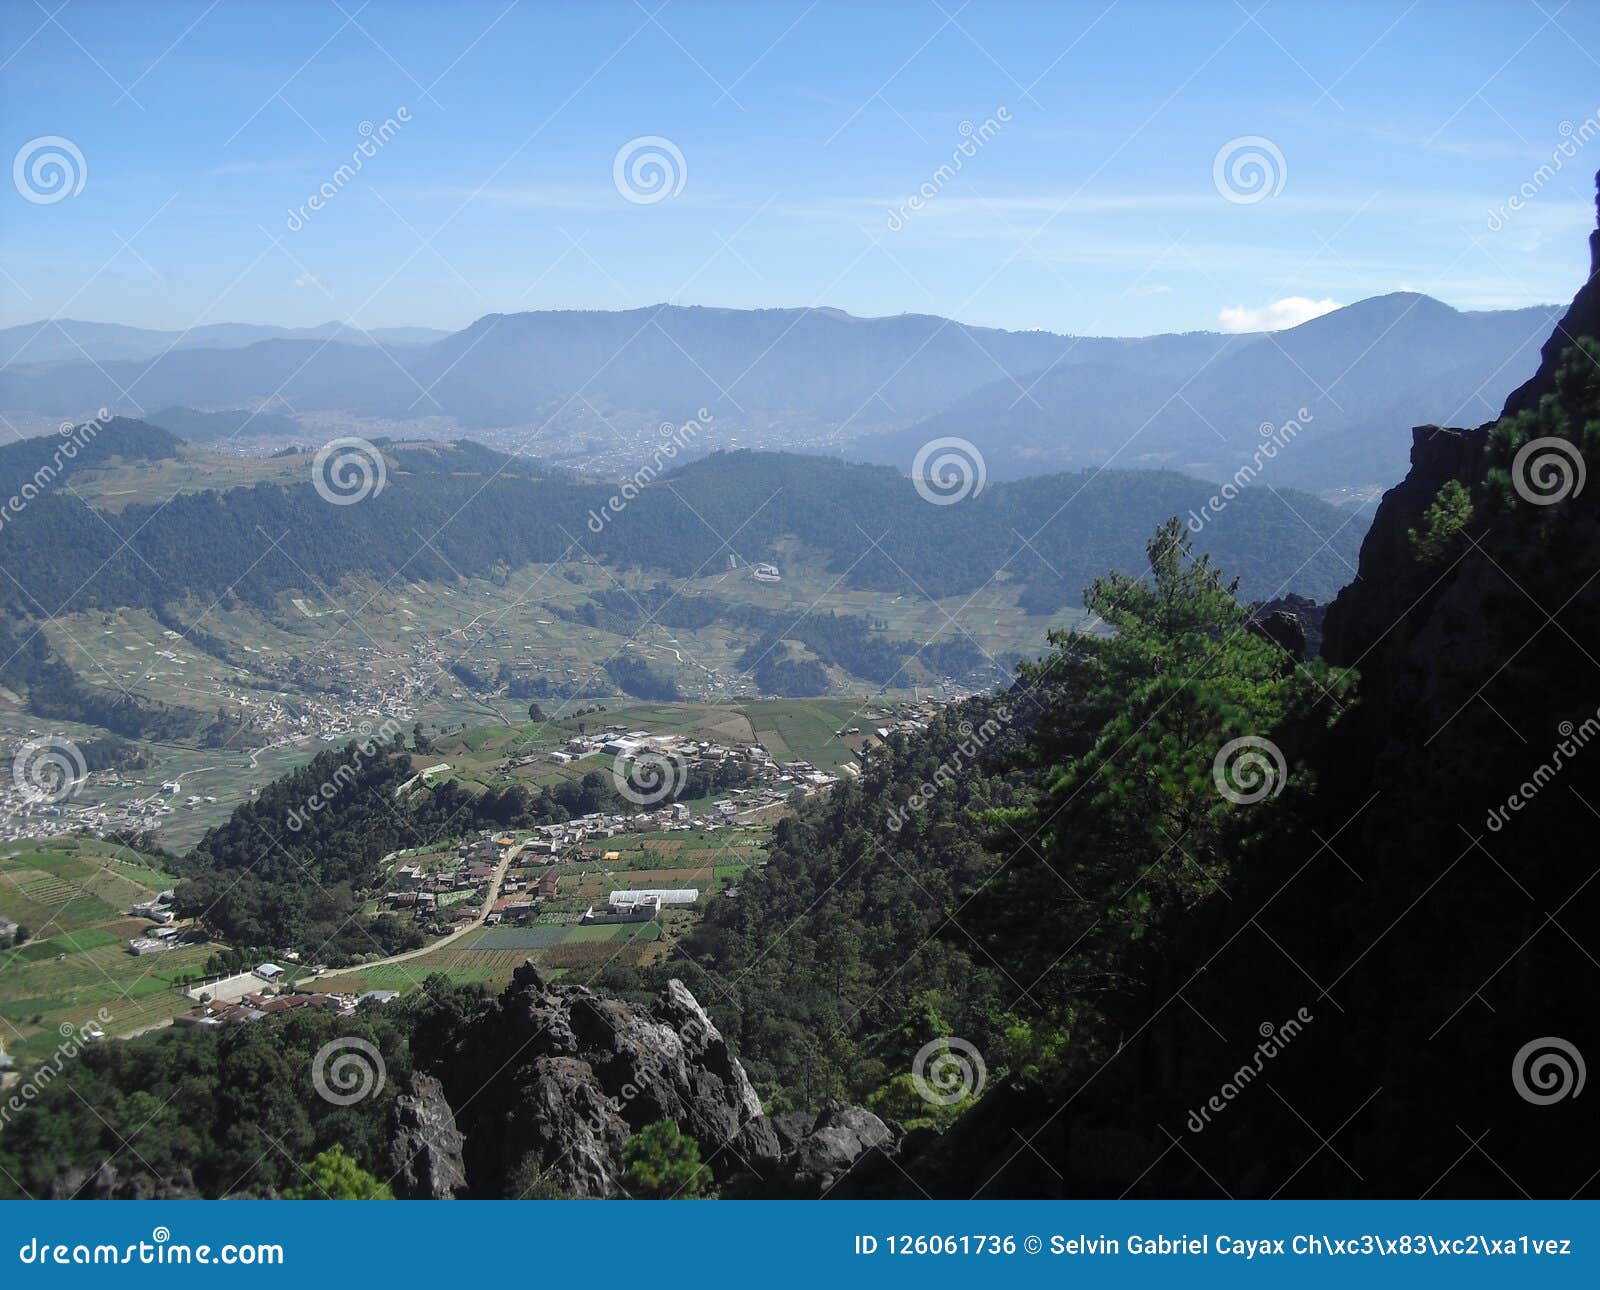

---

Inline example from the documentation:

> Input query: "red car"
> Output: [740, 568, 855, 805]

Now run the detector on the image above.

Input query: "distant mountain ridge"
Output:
[0, 318, 447, 367]
[0, 296, 1558, 495]
[864, 293, 1560, 491]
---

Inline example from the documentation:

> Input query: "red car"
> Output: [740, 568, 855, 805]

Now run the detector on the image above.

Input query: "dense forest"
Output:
[0, 978, 483, 1199]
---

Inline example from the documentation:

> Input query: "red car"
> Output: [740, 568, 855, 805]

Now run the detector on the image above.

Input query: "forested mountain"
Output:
[0, 423, 1358, 625]
[866, 295, 1560, 491]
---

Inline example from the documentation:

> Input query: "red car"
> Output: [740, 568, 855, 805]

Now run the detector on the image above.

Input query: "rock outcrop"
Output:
[48, 1162, 200, 1200]
[388, 1072, 468, 1199]
[1247, 592, 1326, 661]
[437, 963, 889, 1198]
[764, 1103, 895, 1194]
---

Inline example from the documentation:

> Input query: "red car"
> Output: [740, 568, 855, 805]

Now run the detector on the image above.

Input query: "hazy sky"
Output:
[3, 0, 1598, 336]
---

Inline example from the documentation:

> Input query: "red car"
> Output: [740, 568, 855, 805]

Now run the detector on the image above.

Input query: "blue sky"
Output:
[3, 0, 1598, 336]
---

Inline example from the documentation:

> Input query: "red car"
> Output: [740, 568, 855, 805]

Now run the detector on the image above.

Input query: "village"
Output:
[143, 705, 949, 1030]
[384, 717, 865, 935]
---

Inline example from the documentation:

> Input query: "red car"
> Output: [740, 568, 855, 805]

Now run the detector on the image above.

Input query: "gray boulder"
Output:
[388, 1072, 468, 1199]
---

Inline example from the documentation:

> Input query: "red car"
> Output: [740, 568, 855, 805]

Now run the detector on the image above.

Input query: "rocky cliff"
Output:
[411, 964, 891, 1198]
[849, 174, 1600, 1201]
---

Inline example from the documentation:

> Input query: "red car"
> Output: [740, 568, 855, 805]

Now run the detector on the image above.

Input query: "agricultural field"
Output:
[64, 443, 308, 511]
[6, 538, 1071, 850]
[0, 837, 219, 1064]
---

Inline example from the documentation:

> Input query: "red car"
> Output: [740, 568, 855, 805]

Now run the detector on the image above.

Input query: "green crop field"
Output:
[464, 925, 571, 950]
[0, 838, 218, 1064]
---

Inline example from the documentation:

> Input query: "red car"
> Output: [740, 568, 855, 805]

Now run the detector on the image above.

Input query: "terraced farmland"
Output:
[0, 838, 218, 1063]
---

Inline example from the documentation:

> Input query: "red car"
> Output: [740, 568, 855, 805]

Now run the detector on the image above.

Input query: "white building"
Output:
[609, 888, 699, 908]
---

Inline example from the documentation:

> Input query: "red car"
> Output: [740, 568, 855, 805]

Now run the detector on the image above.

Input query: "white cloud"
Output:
[1219, 296, 1341, 333]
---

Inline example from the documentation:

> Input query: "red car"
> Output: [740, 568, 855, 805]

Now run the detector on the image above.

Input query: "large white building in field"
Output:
[609, 888, 699, 908]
